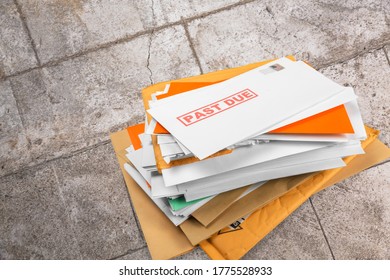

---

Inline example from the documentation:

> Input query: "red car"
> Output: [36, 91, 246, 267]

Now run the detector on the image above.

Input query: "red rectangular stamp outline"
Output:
[177, 89, 258, 126]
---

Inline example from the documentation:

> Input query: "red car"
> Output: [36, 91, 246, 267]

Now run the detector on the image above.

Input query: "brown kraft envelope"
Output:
[191, 186, 251, 227]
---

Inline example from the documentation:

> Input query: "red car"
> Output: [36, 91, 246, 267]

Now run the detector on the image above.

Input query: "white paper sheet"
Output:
[184, 158, 345, 201]
[179, 140, 363, 192]
[159, 142, 184, 157]
[138, 133, 157, 170]
[161, 140, 332, 187]
[126, 148, 152, 185]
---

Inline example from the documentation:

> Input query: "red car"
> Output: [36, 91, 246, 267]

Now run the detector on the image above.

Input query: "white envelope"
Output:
[151, 139, 362, 199]
[154, 88, 361, 161]
[179, 140, 363, 193]
[157, 93, 364, 163]
[157, 134, 176, 144]
[174, 138, 192, 155]
[159, 142, 184, 157]
[137, 134, 157, 170]
[344, 99, 366, 140]
[153, 88, 362, 163]
[149, 58, 347, 159]
[184, 158, 345, 201]
[157, 87, 366, 158]
[151, 174, 181, 198]
[161, 140, 332, 187]
[126, 148, 152, 185]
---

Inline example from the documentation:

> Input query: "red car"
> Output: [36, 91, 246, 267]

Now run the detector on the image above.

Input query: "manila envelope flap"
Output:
[191, 186, 251, 227]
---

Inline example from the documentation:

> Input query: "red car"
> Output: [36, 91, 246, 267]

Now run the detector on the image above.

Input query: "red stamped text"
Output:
[177, 89, 258, 126]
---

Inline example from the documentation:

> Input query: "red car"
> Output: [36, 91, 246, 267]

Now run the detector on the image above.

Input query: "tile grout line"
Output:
[1, 0, 256, 82]
[146, 0, 156, 85]
[13, 0, 41, 66]
[0, 139, 111, 180]
[2, 35, 389, 84]
[317, 41, 390, 69]
[146, 35, 154, 84]
[7, 77, 29, 141]
[383, 46, 390, 66]
[182, 21, 204, 74]
[309, 198, 336, 260]
[110, 245, 148, 260]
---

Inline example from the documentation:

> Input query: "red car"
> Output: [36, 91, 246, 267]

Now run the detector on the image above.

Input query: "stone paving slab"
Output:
[320, 49, 390, 146]
[52, 143, 145, 259]
[17, 0, 242, 64]
[242, 201, 333, 260]
[115, 247, 150, 260]
[311, 163, 390, 259]
[385, 44, 390, 58]
[173, 247, 209, 260]
[0, 80, 31, 176]
[305, 48, 390, 260]
[0, 163, 81, 259]
[152, 0, 241, 26]
[0, 0, 38, 76]
[187, 0, 390, 72]
[3, 25, 200, 177]
[0, 143, 145, 259]
[116, 246, 210, 260]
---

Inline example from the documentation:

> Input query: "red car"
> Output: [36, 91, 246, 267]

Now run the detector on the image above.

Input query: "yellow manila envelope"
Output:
[199, 132, 389, 259]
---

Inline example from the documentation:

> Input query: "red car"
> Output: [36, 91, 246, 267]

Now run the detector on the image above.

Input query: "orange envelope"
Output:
[127, 123, 145, 150]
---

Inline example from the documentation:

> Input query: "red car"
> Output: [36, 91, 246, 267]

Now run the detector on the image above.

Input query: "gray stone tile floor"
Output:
[0, 0, 389, 260]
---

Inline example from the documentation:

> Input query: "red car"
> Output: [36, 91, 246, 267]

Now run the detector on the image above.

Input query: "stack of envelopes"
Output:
[110, 56, 390, 259]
